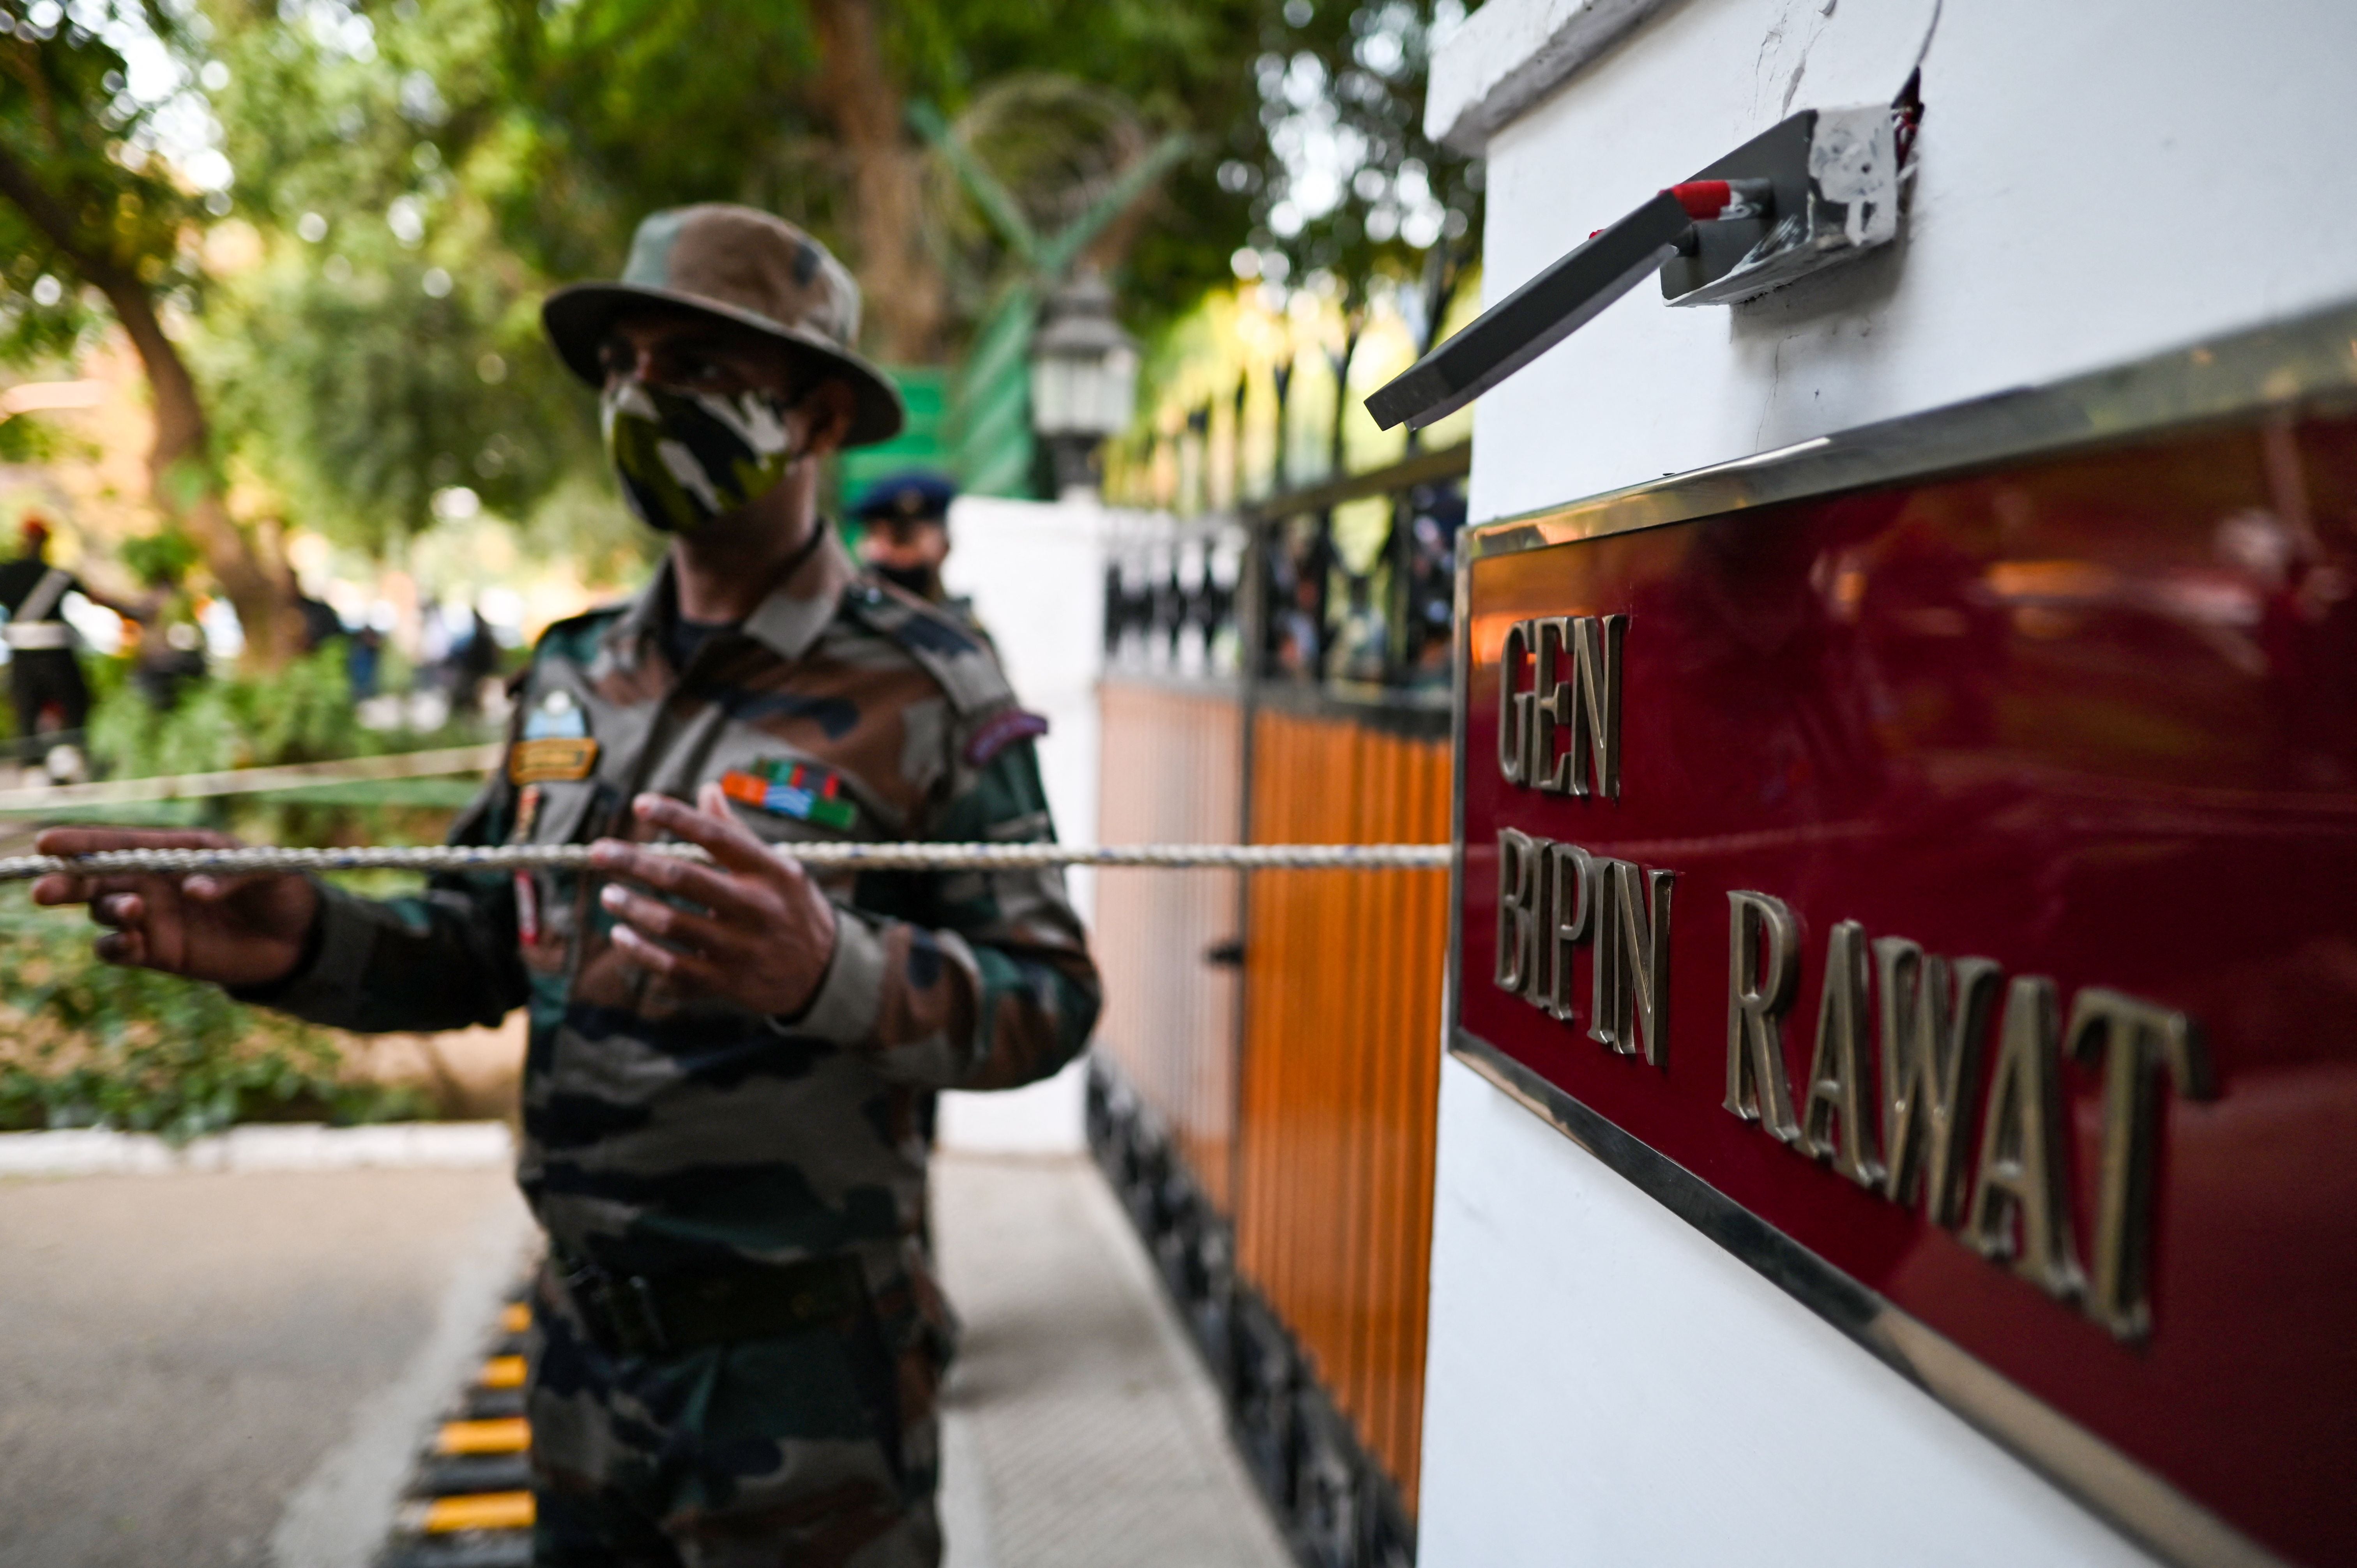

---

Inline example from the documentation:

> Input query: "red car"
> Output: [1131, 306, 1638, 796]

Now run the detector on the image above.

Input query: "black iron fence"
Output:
[1102, 443, 1470, 696]
[1101, 512, 1248, 679]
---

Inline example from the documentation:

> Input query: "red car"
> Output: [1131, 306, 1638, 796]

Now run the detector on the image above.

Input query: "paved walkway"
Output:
[0, 1164, 530, 1568]
[932, 1151, 1293, 1568]
[0, 1146, 1285, 1568]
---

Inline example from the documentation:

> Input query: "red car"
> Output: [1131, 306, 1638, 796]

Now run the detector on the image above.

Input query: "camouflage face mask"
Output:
[601, 381, 800, 532]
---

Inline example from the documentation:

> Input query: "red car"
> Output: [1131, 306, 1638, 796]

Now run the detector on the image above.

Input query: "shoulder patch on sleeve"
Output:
[964, 708, 1050, 767]
[887, 606, 981, 657]
[845, 583, 1013, 717]
[532, 603, 627, 665]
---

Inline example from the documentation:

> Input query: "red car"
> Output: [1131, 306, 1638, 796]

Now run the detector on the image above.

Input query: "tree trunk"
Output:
[806, 0, 945, 365]
[0, 146, 295, 668]
[95, 278, 296, 668]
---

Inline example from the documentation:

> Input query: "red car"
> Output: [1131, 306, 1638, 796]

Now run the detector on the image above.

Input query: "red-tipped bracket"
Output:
[1664, 178, 1774, 221]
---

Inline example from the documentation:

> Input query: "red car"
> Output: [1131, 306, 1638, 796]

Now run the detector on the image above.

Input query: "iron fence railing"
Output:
[1101, 511, 1249, 680]
[1101, 443, 1470, 697]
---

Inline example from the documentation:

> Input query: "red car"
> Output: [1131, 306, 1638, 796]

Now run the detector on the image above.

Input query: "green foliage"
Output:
[117, 524, 199, 585]
[77, 643, 485, 850]
[0, 268, 98, 366]
[470, 0, 1265, 341]
[0, 407, 70, 463]
[0, 643, 460, 1141]
[0, 901, 426, 1142]
[9, 0, 1391, 563]
[201, 232, 594, 551]
[1246, 1, 1482, 315]
[885, 0, 1266, 335]
[0, 2, 219, 339]
[485, 0, 830, 283]
[179, 0, 1278, 547]
[193, 0, 601, 551]
[87, 641, 370, 778]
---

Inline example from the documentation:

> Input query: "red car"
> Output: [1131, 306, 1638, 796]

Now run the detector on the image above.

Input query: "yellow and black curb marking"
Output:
[380, 1293, 536, 1568]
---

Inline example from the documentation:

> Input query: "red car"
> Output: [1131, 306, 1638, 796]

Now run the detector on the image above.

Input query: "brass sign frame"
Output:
[1443, 298, 2357, 1568]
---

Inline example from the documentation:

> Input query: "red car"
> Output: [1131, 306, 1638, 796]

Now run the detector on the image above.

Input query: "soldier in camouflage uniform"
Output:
[32, 204, 1101, 1568]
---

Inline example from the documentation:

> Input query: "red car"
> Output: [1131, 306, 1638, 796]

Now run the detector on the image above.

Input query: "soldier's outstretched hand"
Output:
[589, 788, 840, 1018]
[27, 827, 322, 989]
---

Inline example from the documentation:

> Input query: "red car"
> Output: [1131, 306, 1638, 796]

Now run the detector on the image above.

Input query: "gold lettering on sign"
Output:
[1716, 906, 2210, 1340]
[1607, 862, 1675, 1066]
[1493, 829, 1539, 993]
[2066, 991, 2213, 1341]
[1562, 615, 1624, 799]
[1493, 600, 2209, 1338]
[1586, 857, 1626, 1053]
[1800, 920, 1883, 1188]
[1723, 892, 1803, 1143]
[1543, 842, 1597, 1024]
[1490, 832, 1675, 1064]
[1964, 977, 2084, 1304]
[1877, 941, 2001, 1227]
[1495, 614, 1625, 798]
[1497, 622, 1532, 788]
[1569, 615, 1624, 799]
[1528, 617, 1575, 793]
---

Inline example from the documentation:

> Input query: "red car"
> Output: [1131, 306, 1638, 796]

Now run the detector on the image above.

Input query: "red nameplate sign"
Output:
[1454, 405, 2357, 1567]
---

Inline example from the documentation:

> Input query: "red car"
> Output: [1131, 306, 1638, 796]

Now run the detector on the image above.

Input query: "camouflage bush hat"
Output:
[542, 205, 905, 448]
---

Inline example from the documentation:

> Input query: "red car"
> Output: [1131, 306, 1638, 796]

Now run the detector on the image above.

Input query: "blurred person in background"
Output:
[852, 469, 994, 648]
[289, 565, 346, 655]
[850, 473, 993, 1174]
[346, 623, 384, 699]
[852, 469, 953, 600]
[445, 604, 502, 717]
[0, 514, 134, 764]
[124, 537, 209, 712]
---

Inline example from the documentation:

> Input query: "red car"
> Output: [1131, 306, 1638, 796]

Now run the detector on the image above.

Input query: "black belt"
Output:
[556, 1252, 871, 1359]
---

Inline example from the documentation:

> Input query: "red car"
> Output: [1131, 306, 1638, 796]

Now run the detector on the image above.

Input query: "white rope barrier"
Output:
[0, 841, 1452, 883]
[0, 744, 502, 813]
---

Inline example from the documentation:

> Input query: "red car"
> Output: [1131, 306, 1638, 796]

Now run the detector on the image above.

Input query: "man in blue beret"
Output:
[852, 470, 991, 643]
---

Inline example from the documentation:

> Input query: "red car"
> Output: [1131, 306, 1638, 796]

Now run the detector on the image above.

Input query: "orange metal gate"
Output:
[1092, 680, 1246, 1212]
[1237, 705, 1447, 1507]
[1090, 676, 1448, 1555]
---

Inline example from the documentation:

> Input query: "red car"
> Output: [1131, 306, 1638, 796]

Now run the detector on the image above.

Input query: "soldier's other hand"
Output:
[28, 827, 321, 989]
[590, 788, 839, 1018]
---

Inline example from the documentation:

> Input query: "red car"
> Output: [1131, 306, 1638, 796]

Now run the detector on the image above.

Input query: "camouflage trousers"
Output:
[527, 1263, 942, 1568]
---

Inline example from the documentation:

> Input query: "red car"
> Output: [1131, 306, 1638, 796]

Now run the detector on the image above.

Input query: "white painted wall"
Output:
[932, 495, 1104, 1154]
[1421, 1, 2357, 1562]
[1420, 1057, 2155, 1568]
[1463, 0, 2357, 523]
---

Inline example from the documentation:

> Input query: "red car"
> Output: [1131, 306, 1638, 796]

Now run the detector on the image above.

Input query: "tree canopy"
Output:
[2, 0, 1483, 592]
[1, 0, 295, 659]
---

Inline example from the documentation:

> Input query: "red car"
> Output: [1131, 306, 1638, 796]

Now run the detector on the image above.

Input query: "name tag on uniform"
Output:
[512, 689, 597, 783]
[524, 690, 590, 740]
[721, 759, 857, 830]
[510, 738, 599, 784]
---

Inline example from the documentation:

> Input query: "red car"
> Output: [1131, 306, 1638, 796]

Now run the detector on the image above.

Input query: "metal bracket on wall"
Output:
[1364, 101, 1912, 433]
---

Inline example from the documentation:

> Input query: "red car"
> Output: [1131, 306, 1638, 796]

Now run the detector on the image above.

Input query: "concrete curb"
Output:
[0, 1121, 514, 1177]
[270, 1188, 538, 1568]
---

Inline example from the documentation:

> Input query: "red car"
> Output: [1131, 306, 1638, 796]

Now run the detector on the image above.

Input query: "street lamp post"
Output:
[1029, 269, 1139, 498]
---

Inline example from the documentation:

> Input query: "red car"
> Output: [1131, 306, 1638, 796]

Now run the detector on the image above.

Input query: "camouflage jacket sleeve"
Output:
[794, 728, 1101, 1091]
[241, 777, 528, 1035]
